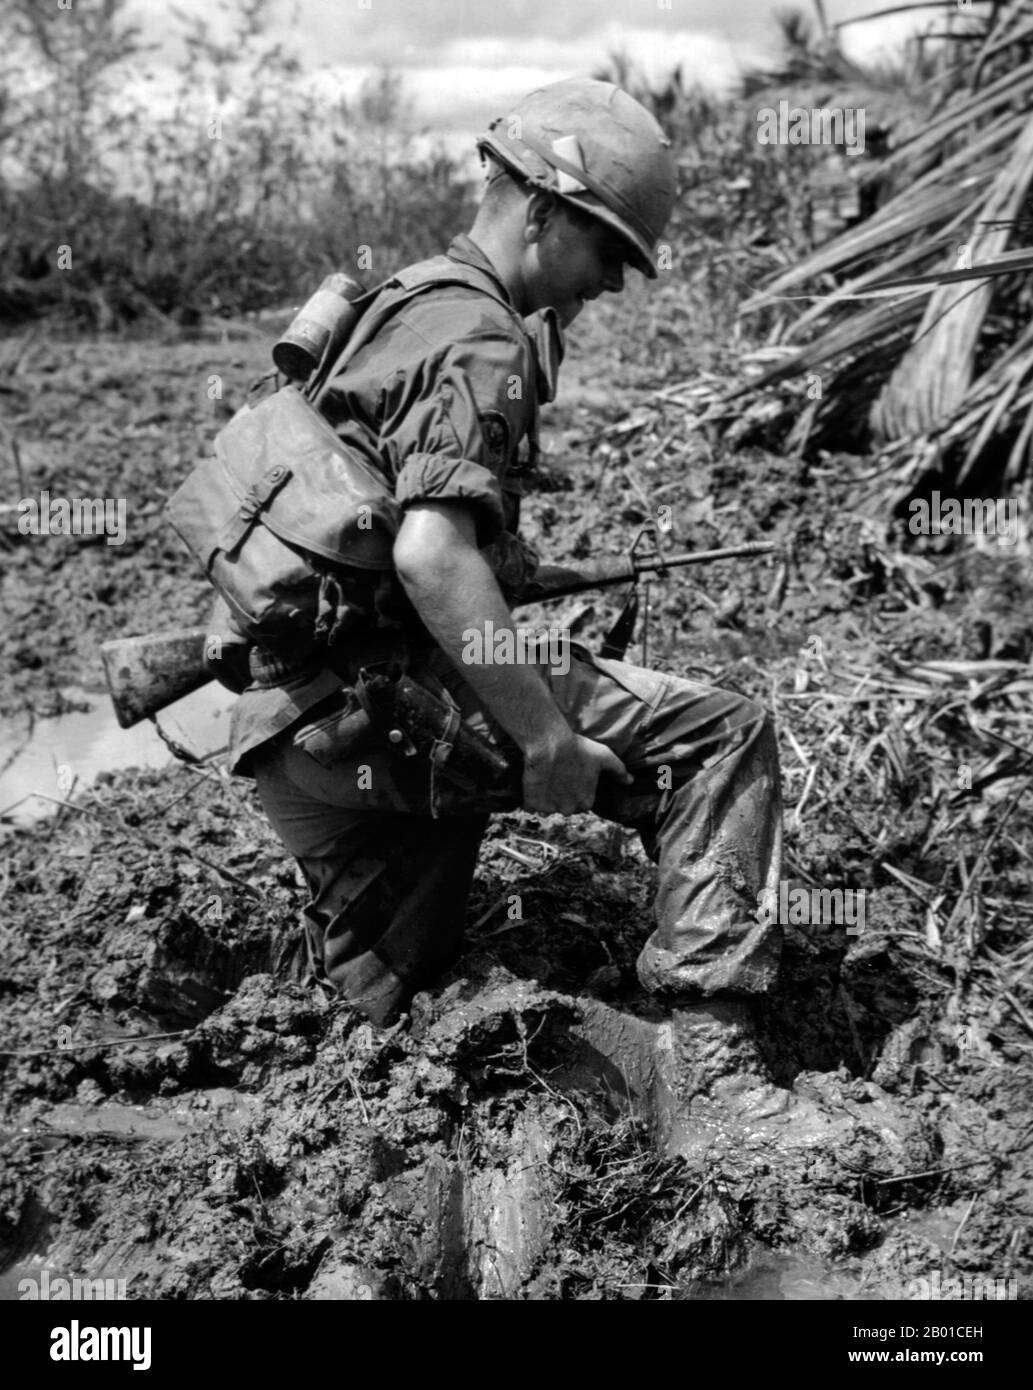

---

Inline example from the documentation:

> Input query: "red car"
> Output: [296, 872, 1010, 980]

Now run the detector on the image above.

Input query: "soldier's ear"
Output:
[523, 190, 557, 244]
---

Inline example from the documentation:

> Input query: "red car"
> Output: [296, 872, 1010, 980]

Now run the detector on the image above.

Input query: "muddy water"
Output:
[0, 683, 236, 828]
[689, 1251, 867, 1300]
[0, 1091, 259, 1301]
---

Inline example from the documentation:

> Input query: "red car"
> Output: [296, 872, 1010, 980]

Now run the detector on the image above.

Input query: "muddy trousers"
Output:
[251, 649, 784, 1017]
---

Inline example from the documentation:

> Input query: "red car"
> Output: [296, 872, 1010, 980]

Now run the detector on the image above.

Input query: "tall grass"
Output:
[0, 0, 478, 328]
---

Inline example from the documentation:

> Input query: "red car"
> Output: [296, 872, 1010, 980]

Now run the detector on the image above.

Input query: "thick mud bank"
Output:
[1, 766, 1029, 1300]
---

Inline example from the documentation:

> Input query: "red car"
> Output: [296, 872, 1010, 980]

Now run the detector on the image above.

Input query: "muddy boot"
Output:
[330, 952, 413, 1029]
[654, 1000, 870, 1161]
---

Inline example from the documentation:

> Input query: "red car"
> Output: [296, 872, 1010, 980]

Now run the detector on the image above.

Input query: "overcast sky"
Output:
[126, 0, 945, 137]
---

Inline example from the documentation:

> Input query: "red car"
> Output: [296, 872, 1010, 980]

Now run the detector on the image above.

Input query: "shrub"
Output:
[0, 0, 479, 327]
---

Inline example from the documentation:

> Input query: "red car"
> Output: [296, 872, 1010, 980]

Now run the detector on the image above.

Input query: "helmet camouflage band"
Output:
[477, 78, 678, 279]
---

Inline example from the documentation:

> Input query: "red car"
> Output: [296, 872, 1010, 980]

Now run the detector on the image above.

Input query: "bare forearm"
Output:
[394, 502, 630, 815]
[393, 506, 568, 753]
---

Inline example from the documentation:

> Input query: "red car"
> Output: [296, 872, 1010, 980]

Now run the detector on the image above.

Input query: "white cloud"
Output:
[836, 9, 942, 67]
[439, 26, 755, 92]
[309, 26, 765, 140]
[120, 0, 945, 137]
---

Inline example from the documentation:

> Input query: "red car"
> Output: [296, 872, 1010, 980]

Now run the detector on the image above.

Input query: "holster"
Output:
[291, 663, 521, 817]
[360, 665, 521, 817]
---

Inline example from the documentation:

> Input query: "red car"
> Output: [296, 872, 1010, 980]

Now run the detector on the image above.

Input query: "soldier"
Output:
[230, 79, 786, 1151]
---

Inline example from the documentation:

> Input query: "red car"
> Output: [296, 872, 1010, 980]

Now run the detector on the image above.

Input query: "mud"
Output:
[1, 757, 1029, 1299]
[2, 311, 1032, 1299]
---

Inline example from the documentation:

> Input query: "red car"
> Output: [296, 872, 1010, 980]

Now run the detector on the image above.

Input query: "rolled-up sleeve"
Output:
[392, 363, 507, 540]
[380, 327, 533, 547]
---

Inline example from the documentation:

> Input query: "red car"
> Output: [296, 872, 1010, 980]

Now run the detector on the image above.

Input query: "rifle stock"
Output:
[101, 627, 211, 729]
[101, 540, 775, 726]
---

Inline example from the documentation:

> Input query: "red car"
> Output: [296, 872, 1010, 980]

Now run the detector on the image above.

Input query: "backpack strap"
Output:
[305, 259, 520, 403]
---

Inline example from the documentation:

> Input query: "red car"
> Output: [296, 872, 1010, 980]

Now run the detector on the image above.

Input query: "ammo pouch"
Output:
[166, 384, 398, 646]
[290, 684, 372, 769]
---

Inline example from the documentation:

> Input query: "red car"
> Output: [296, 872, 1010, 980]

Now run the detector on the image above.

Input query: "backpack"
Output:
[166, 260, 516, 649]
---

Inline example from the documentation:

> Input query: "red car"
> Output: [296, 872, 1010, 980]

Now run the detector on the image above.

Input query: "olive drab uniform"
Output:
[233, 232, 784, 1025]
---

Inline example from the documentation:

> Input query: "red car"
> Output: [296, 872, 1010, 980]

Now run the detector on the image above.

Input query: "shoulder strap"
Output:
[305, 259, 519, 402]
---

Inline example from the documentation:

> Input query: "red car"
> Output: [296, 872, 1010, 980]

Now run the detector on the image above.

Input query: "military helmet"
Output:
[477, 78, 677, 279]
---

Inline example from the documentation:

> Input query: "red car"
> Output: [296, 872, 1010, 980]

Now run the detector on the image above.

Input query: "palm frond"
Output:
[738, 0, 1033, 486]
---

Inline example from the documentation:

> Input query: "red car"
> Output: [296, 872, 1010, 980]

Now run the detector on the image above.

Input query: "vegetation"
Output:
[0, 0, 477, 326]
[738, 1, 1033, 495]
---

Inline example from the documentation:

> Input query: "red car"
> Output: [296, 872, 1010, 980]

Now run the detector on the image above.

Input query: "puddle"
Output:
[3, 1090, 258, 1150]
[0, 1090, 258, 1300]
[686, 1252, 871, 1301]
[0, 683, 237, 829]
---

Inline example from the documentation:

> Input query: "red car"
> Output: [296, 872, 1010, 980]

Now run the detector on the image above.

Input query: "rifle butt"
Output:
[101, 628, 213, 727]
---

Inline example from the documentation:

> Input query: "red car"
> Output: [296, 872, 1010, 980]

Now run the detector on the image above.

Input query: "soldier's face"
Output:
[525, 203, 629, 327]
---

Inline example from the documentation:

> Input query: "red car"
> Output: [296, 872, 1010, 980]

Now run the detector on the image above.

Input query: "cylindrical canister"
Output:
[273, 273, 365, 381]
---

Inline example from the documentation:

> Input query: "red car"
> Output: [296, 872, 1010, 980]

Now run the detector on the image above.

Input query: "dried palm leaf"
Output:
[736, 2, 1033, 481]
[874, 111, 1033, 439]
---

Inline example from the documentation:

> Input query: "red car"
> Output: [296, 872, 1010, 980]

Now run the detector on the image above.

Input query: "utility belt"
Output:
[247, 622, 414, 687]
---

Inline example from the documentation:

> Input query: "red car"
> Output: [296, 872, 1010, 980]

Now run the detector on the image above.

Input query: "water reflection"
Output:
[0, 684, 236, 829]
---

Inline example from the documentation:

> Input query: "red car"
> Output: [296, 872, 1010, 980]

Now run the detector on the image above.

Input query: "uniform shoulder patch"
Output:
[479, 410, 511, 470]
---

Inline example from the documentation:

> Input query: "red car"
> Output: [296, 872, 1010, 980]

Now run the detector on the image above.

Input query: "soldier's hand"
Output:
[522, 730, 632, 816]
